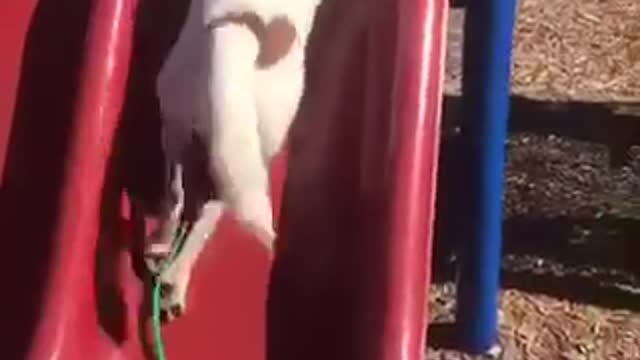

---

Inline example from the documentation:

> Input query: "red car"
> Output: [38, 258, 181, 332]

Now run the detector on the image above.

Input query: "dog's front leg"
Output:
[145, 162, 185, 273]
[156, 200, 225, 321]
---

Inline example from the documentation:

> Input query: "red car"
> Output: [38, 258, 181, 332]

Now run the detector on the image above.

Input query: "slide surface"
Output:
[0, 0, 447, 359]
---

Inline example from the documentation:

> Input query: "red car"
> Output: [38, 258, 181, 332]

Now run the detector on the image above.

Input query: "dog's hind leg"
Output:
[255, 61, 304, 164]
[206, 23, 275, 249]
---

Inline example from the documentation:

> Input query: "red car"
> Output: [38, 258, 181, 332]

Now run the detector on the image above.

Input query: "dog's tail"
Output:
[206, 22, 275, 250]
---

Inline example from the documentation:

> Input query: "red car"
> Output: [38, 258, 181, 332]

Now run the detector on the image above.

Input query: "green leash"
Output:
[151, 223, 189, 360]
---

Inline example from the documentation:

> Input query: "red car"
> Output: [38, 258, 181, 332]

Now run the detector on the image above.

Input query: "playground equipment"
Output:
[455, 0, 517, 354]
[0, 0, 447, 359]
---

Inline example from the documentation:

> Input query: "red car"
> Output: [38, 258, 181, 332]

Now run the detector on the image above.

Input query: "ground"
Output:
[427, 0, 640, 358]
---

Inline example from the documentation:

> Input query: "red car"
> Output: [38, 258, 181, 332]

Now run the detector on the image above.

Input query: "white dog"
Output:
[148, 0, 322, 321]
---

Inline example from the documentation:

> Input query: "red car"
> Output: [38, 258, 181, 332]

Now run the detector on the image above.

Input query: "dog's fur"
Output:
[149, 0, 322, 320]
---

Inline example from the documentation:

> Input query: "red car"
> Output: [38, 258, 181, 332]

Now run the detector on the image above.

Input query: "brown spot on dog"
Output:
[209, 12, 297, 69]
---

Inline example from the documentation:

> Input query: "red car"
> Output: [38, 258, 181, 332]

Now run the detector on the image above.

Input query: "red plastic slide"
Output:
[0, 0, 447, 359]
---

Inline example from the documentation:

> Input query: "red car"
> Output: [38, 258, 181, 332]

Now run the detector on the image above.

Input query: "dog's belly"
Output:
[204, 0, 321, 29]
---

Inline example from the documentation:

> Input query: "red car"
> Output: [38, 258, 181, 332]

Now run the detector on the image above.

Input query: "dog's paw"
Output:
[156, 265, 190, 323]
[250, 225, 276, 252]
[158, 283, 186, 323]
[232, 192, 276, 251]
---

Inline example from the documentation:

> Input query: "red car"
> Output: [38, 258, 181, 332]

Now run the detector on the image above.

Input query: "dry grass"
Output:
[500, 290, 640, 359]
[428, 285, 640, 359]
[512, 0, 640, 102]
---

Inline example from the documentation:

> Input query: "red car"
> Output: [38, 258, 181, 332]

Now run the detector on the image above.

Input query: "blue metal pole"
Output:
[455, 0, 517, 354]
